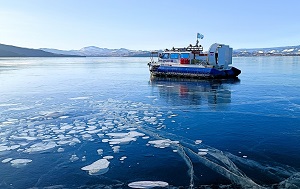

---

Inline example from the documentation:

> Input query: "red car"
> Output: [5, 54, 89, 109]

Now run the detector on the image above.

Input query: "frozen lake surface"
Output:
[0, 57, 300, 188]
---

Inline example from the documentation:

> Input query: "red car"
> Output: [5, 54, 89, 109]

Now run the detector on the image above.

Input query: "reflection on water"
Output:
[1, 57, 300, 188]
[149, 77, 240, 106]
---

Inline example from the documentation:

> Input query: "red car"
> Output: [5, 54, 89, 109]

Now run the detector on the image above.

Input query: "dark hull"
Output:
[150, 65, 241, 79]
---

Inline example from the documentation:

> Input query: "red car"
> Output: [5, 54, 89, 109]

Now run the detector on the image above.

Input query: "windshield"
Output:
[180, 53, 189, 58]
[160, 53, 170, 59]
[170, 53, 179, 59]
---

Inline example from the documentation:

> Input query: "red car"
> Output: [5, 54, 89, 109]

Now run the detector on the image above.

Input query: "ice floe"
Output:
[24, 142, 57, 153]
[107, 137, 137, 145]
[103, 156, 114, 160]
[195, 140, 202, 144]
[57, 147, 64, 152]
[70, 154, 79, 162]
[10, 136, 37, 141]
[198, 149, 208, 152]
[148, 139, 179, 148]
[145, 96, 157, 99]
[81, 159, 110, 175]
[197, 152, 208, 156]
[10, 159, 32, 168]
[4, 98, 297, 188]
[112, 146, 120, 153]
[0, 145, 20, 152]
[82, 134, 93, 141]
[2, 158, 13, 163]
[97, 149, 103, 155]
[128, 181, 169, 188]
[69, 96, 90, 100]
[58, 116, 69, 119]
[104, 131, 145, 145]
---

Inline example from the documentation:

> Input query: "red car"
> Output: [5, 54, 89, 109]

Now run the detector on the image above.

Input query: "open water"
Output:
[0, 57, 300, 189]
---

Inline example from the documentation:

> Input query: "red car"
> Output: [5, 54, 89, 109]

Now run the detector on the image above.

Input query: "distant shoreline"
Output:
[1, 55, 300, 58]
[1, 43, 300, 58]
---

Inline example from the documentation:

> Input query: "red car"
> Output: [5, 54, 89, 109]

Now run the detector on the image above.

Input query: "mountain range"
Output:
[1, 43, 300, 57]
[0, 43, 81, 57]
[40, 46, 151, 57]
[233, 45, 300, 56]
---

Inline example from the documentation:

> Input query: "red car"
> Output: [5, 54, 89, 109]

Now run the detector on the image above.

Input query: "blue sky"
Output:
[0, 0, 299, 50]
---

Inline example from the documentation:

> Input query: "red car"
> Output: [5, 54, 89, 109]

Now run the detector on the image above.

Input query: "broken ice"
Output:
[10, 159, 32, 168]
[128, 181, 169, 188]
[81, 159, 110, 175]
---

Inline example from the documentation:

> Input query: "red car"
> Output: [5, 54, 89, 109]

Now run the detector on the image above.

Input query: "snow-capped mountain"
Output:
[41, 46, 150, 57]
[41, 45, 300, 57]
[233, 45, 300, 56]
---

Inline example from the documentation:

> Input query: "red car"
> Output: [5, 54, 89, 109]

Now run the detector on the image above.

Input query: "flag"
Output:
[197, 33, 204, 39]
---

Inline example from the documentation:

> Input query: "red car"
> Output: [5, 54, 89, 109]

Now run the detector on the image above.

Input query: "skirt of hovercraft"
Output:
[152, 66, 241, 79]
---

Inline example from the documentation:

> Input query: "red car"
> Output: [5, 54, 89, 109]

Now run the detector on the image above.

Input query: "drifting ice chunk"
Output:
[120, 156, 127, 161]
[128, 181, 169, 188]
[69, 138, 81, 146]
[148, 139, 179, 148]
[97, 149, 103, 155]
[60, 124, 73, 130]
[106, 133, 129, 138]
[69, 96, 90, 100]
[195, 140, 202, 144]
[0, 145, 20, 152]
[67, 130, 77, 134]
[112, 146, 120, 153]
[70, 155, 79, 162]
[103, 156, 114, 160]
[198, 149, 208, 152]
[105, 131, 145, 145]
[10, 136, 37, 141]
[128, 131, 145, 137]
[59, 116, 69, 119]
[106, 131, 144, 138]
[129, 111, 138, 114]
[57, 148, 64, 152]
[81, 159, 110, 175]
[108, 137, 137, 145]
[2, 158, 13, 163]
[24, 142, 57, 153]
[145, 96, 157, 99]
[82, 134, 93, 141]
[86, 126, 97, 131]
[198, 152, 208, 156]
[10, 159, 32, 168]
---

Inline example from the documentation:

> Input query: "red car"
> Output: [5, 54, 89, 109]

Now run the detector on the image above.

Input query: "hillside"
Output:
[0, 44, 82, 57]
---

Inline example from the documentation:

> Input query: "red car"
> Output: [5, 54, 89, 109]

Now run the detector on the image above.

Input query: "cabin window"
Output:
[180, 53, 189, 58]
[160, 53, 170, 59]
[170, 53, 179, 59]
